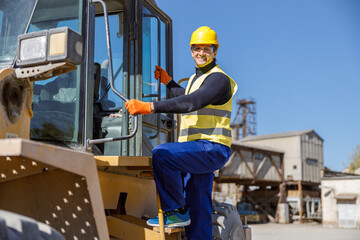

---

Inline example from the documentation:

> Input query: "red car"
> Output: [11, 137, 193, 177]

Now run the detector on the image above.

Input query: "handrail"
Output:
[143, 13, 162, 140]
[87, 0, 138, 150]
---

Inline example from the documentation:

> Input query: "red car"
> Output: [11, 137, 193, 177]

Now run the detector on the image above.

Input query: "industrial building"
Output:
[240, 129, 324, 183]
[215, 129, 324, 223]
[321, 175, 360, 228]
[241, 130, 323, 221]
[214, 141, 285, 222]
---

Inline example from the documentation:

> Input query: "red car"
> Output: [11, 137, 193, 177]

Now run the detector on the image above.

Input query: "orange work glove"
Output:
[154, 66, 171, 85]
[125, 99, 152, 115]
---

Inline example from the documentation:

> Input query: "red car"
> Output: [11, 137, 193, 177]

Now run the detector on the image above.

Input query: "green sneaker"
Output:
[146, 209, 191, 228]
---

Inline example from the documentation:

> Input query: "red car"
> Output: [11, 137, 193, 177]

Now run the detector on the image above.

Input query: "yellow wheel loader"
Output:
[0, 0, 248, 239]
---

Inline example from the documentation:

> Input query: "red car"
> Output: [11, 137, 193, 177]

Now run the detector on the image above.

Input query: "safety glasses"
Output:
[191, 45, 215, 54]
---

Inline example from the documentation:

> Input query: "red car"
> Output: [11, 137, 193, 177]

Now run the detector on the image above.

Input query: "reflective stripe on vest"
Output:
[182, 108, 231, 118]
[178, 65, 237, 147]
[179, 128, 232, 138]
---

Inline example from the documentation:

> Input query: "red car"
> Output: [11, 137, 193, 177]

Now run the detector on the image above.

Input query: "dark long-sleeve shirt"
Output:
[153, 61, 232, 113]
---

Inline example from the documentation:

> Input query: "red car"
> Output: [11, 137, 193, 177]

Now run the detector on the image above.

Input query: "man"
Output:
[126, 26, 237, 239]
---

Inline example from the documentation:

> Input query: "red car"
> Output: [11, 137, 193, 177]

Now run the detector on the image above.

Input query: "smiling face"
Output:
[191, 44, 217, 67]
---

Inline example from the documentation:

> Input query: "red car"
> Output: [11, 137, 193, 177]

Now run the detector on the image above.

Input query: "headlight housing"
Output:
[16, 27, 82, 67]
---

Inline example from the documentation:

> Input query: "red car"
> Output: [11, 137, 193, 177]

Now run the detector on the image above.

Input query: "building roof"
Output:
[335, 194, 357, 200]
[322, 166, 360, 178]
[232, 140, 284, 154]
[322, 175, 360, 180]
[240, 129, 323, 142]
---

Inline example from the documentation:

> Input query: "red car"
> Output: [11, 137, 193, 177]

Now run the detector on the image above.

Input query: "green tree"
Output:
[348, 144, 360, 173]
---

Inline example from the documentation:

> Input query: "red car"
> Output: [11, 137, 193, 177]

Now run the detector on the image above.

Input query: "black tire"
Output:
[0, 210, 65, 240]
[181, 202, 246, 240]
[212, 202, 246, 240]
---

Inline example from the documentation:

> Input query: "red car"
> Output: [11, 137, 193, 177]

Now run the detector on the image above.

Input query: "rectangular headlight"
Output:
[17, 30, 48, 67]
[20, 36, 47, 60]
[48, 27, 82, 65]
[49, 32, 66, 56]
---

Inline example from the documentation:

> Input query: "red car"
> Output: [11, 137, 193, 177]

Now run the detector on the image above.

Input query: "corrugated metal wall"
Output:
[240, 137, 301, 181]
[301, 132, 324, 183]
[221, 147, 283, 182]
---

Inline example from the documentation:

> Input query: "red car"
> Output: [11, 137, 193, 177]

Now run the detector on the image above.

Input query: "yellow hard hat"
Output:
[190, 26, 219, 48]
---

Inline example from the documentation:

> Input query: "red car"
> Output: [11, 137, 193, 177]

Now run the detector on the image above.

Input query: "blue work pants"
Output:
[152, 139, 231, 240]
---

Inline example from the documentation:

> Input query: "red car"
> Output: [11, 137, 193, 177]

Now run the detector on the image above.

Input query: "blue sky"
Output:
[156, 0, 360, 171]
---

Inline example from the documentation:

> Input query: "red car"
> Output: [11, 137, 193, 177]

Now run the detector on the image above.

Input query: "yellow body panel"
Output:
[95, 155, 152, 167]
[0, 69, 33, 139]
[106, 215, 181, 240]
[0, 139, 109, 240]
[98, 171, 158, 218]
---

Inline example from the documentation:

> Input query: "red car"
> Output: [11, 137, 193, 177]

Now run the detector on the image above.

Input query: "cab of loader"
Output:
[0, 0, 174, 155]
[0, 1, 250, 239]
[0, 0, 177, 238]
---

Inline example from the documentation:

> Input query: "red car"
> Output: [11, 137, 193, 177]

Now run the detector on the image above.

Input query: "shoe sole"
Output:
[147, 219, 191, 228]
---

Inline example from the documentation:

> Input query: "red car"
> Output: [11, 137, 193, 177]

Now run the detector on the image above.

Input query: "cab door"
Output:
[140, 0, 174, 153]
[87, 0, 174, 157]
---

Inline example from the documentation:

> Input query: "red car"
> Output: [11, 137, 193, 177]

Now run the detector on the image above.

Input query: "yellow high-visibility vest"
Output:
[178, 65, 237, 147]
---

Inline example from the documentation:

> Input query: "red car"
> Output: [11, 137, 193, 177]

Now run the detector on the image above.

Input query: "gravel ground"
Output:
[248, 222, 360, 240]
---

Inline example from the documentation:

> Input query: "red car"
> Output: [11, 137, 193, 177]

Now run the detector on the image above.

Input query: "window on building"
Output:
[306, 158, 318, 165]
[254, 153, 264, 160]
